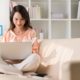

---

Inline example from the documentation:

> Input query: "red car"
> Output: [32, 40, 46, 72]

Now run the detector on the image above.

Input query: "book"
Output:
[77, 1, 80, 18]
[29, 5, 41, 19]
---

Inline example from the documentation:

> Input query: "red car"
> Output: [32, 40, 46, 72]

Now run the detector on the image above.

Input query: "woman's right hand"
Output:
[4, 60, 16, 64]
[2, 56, 23, 64]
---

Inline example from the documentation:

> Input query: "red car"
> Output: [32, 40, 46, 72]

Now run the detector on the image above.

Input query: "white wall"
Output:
[0, 0, 10, 36]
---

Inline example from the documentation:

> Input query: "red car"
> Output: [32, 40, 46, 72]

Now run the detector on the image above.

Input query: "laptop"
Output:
[0, 42, 32, 60]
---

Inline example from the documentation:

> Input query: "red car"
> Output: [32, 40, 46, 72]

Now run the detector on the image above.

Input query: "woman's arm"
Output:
[2, 31, 10, 42]
[31, 29, 40, 54]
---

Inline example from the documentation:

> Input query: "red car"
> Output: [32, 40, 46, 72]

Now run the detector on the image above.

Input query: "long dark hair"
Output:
[9, 5, 32, 31]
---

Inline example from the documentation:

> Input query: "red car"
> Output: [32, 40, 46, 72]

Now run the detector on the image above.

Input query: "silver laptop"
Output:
[0, 42, 32, 60]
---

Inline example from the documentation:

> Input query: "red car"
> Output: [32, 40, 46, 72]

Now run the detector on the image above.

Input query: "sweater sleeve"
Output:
[2, 31, 9, 42]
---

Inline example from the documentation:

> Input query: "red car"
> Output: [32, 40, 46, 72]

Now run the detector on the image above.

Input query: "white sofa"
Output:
[0, 38, 80, 80]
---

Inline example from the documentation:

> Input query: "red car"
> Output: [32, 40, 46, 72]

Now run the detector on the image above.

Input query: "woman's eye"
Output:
[15, 18, 18, 20]
[15, 18, 24, 21]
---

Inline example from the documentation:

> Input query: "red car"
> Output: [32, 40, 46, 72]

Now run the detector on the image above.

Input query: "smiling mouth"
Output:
[17, 25, 22, 27]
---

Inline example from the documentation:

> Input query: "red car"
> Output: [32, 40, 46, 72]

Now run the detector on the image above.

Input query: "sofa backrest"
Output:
[39, 38, 80, 61]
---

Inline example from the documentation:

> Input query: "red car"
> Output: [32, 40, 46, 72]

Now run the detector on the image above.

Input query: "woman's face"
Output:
[13, 12, 25, 29]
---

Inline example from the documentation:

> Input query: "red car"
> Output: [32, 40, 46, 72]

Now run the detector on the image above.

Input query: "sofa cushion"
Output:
[39, 40, 73, 66]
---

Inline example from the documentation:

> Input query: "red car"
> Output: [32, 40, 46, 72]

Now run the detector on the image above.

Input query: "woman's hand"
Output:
[2, 56, 23, 64]
[4, 59, 23, 64]
[4, 60, 16, 64]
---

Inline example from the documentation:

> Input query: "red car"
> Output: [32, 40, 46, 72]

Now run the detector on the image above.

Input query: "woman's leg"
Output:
[13, 53, 41, 72]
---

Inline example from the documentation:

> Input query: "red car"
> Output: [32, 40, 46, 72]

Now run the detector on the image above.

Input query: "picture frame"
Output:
[0, 25, 3, 36]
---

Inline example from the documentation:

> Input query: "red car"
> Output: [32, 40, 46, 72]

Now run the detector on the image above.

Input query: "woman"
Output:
[2, 5, 41, 73]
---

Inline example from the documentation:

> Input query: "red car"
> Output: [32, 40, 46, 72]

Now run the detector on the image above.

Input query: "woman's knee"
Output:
[22, 54, 41, 72]
[32, 53, 41, 63]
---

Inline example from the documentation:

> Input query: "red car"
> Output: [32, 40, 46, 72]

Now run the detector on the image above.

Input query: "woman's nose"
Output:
[17, 20, 21, 25]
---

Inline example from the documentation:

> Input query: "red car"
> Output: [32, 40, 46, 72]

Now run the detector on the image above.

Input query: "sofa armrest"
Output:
[46, 62, 71, 80]
[62, 62, 71, 80]
[46, 63, 60, 80]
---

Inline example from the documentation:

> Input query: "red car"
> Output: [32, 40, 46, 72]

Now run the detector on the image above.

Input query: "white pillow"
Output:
[39, 41, 57, 66]
[39, 41, 73, 66]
